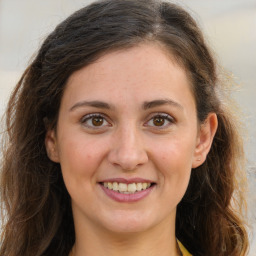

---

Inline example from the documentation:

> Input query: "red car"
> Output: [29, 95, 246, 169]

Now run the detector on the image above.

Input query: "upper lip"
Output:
[99, 178, 155, 184]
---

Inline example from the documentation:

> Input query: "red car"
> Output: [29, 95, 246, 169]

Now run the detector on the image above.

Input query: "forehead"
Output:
[63, 43, 195, 110]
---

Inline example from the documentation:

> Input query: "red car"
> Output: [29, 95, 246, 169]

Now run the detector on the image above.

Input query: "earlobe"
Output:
[45, 129, 60, 163]
[192, 113, 218, 168]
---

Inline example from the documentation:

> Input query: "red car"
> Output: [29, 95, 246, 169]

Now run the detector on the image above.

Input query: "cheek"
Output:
[57, 136, 105, 186]
[151, 137, 195, 191]
[154, 136, 195, 168]
[57, 138, 107, 210]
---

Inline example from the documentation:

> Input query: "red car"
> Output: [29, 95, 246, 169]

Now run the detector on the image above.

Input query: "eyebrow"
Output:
[143, 99, 183, 110]
[69, 100, 113, 111]
[69, 98, 183, 112]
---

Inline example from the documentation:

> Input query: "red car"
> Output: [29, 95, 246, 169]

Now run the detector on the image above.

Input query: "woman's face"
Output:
[46, 43, 213, 234]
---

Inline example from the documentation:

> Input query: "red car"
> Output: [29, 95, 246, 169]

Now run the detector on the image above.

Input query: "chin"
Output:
[100, 210, 157, 234]
[106, 222, 151, 234]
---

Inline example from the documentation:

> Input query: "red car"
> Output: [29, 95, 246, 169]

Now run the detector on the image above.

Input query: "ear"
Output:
[192, 113, 218, 168]
[45, 129, 60, 163]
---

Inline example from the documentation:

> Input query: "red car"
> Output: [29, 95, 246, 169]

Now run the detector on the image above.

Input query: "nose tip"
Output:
[107, 129, 148, 171]
[108, 148, 148, 171]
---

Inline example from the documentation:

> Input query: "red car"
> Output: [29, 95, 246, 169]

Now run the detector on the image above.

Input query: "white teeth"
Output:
[128, 183, 136, 193]
[136, 183, 143, 191]
[103, 182, 152, 193]
[107, 182, 113, 189]
[118, 183, 127, 192]
[112, 182, 118, 191]
[142, 183, 148, 190]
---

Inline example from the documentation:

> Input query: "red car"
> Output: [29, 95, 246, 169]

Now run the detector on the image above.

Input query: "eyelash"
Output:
[80, 113, 175, 129]
[145, 113, 175, 129]
[81, 113, 111, 129]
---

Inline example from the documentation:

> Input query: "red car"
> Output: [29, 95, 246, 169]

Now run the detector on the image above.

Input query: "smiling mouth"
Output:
[100, 182, 156, 194]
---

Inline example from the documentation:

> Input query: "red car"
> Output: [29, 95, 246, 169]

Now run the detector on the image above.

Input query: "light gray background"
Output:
[0, 0, 255, 254]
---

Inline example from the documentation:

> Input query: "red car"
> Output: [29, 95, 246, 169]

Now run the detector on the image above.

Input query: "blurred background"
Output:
[0, 0, 255, 254]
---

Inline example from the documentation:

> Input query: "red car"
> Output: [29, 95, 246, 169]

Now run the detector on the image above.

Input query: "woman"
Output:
[0, 0, 249, 255]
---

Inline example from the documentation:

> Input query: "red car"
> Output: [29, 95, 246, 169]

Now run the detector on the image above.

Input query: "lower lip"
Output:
[100, 184, 155, 203]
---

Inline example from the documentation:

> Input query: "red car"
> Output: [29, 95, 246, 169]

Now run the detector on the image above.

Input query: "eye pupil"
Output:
[92, 117, 104, 126]
[153, 117, 165, 126]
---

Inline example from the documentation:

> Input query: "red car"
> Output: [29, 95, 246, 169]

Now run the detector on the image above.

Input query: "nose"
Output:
[107, 125, 148, 171]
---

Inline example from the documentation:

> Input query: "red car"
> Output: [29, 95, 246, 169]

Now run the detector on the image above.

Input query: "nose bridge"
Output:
[108, 122, 148, 170]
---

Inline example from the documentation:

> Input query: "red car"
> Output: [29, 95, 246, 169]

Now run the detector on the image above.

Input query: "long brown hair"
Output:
[0, 0, 248, 255]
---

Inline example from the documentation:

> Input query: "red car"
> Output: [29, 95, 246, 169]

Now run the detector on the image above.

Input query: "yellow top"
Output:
[177, 240, 192, 256]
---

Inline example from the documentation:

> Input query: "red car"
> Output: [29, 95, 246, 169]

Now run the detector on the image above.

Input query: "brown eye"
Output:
[153, 117, 165, 126]
[81, 114, 110, 129]
[145, 113, 174, 129]
[92, 116, 104, 126]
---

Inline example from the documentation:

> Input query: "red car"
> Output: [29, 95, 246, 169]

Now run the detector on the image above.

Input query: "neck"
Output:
[71, 215, 180, 256]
